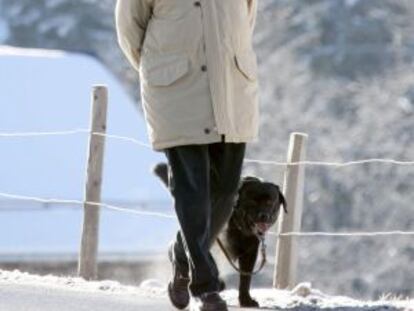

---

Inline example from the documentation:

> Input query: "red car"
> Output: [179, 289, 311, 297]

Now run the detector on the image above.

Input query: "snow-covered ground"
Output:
[0, 270, 412, 311]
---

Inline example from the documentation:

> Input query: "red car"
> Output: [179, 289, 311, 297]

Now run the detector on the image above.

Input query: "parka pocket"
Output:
[234, 50, 258, 81]
[140, 53, 190, 87]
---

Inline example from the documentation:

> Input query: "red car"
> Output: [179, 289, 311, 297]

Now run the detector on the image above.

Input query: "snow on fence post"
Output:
[78, 85, 108, 280]
[273, 132, 308, 289]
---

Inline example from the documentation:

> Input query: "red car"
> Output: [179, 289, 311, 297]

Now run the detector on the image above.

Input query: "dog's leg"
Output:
[238, 241, 260, 308]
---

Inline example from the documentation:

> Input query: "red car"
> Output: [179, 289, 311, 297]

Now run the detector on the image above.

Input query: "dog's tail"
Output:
[152, 162, 169, 189]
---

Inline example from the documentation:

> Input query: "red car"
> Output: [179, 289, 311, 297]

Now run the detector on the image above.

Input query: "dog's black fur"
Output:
[153, 162, 287, 308]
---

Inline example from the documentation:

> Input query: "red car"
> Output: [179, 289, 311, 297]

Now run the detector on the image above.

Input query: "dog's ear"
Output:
[279, 189, 287, 214]
[268, 183, 288, 214]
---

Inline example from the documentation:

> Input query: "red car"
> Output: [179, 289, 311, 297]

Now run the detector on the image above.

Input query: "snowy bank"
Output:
[0, 270, 412, 311]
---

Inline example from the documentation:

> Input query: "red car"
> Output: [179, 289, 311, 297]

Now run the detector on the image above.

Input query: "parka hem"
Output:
[152, 135, 257, 152]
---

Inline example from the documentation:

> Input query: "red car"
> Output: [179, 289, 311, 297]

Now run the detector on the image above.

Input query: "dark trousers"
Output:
[164, 142, 246, 296]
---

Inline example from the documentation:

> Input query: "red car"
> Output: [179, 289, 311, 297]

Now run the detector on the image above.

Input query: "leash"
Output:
[216, 234, 267, 276]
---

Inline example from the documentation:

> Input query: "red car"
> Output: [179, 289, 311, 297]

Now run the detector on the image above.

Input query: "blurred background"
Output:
[0, 0, 413, 300]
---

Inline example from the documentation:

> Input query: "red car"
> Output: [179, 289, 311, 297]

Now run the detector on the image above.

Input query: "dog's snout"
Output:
[257, 212, 269, 223]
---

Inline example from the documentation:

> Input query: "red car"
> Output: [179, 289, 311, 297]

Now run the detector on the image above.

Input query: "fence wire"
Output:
[0, 192, 175, 219]
[1, 191, 414, 238]
[0, 129, 89, 138]
[1, 129, 414, 167]
[1, 128, 414, 239]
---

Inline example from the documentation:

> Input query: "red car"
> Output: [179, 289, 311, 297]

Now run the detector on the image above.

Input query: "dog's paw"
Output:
[239, 296, 259, 308]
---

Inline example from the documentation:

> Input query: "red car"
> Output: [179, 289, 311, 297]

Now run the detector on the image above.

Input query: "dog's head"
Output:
[235, 176, 287, 236]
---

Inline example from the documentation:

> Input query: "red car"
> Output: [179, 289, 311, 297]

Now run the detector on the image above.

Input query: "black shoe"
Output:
[192, 292, 228, 311]
[167, 246, 190, 310]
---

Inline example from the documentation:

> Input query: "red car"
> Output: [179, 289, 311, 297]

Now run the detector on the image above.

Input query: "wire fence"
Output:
[1, 191, 414, 238]
[1, 128, 414, 239]
[2, 129, 414, 167]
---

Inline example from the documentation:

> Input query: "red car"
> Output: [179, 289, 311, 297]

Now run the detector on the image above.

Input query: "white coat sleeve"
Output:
[115, 0, 153, 72]
[247, 0, 258, 32]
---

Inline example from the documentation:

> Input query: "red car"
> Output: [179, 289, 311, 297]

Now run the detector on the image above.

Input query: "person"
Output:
[115, 1, 259, 310]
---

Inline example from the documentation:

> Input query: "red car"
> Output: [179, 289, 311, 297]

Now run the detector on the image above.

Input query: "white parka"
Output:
[115, 0, 259, 151]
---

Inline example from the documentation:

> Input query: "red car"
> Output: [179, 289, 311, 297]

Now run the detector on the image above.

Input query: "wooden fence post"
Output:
[78, 85, 108, 280]
[273, 132, 308, 289]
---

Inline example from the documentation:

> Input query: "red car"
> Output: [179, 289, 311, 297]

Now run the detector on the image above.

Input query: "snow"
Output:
[0, 45, 65, 57]
[0, 46, 177, 255]
[0, 270, 411, 311]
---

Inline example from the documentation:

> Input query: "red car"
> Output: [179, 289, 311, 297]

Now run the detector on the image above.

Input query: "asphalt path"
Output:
[0, 283, 261, 311]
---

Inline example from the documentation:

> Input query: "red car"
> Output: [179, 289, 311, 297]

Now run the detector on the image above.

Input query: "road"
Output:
[0, 283, 260, 311]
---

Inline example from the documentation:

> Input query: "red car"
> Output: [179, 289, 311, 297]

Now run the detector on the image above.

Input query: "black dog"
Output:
[153, 162, 287, 308]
